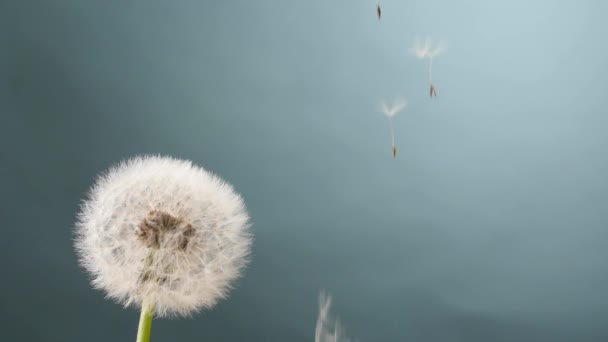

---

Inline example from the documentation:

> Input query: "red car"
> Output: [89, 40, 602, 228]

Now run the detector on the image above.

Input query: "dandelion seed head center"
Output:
[136, 209, 195, 251]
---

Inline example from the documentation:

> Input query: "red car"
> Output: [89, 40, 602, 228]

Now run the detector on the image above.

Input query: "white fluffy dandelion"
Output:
[74, 155, 252, 341]
[316, 292, 354, 342]
[410, 37, 447, 98]
[380, 97, 407, 159]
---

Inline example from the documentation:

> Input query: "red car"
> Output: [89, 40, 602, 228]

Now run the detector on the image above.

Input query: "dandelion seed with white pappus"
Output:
[74, 155, 252, 342]
[315, 292, 354, 342]
[411, 37, 447, 98]
[380, 97, 407, 159]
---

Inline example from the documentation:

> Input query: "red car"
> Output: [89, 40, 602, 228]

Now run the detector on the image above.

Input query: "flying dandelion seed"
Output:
[411, 37, 447, 98]
[380, 97, 407, 159]
[315, 292, 354, 342]
[376, 1, 381, 21]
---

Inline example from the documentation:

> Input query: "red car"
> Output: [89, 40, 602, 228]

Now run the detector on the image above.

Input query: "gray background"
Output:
[1, 0, 608, 341]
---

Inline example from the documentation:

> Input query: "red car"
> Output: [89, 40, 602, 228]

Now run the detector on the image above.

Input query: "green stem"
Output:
[136, 304, 154, 342]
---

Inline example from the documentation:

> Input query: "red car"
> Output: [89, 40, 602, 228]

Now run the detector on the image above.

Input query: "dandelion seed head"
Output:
[74, 155, 252, 317]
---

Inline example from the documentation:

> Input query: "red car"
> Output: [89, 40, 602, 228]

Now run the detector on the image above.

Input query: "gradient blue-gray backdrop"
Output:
[1, 0, 608, 341]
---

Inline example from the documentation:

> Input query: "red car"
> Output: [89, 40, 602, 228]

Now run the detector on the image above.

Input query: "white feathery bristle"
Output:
[411, 36, 447, 59]
[74, 155, 252, 317]
[315, 292, 354, 342]
[380, 97, 407, 118]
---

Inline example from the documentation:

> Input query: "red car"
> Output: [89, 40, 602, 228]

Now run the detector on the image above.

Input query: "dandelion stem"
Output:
[136, 251, 156, 342]
[136, 303, 154, 342]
